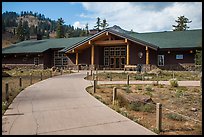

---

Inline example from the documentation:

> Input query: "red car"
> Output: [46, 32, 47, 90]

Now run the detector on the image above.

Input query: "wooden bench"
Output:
[124, 65, 137, 71]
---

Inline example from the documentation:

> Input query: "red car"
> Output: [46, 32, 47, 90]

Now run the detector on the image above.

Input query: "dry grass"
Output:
[86, 84, 202, 135]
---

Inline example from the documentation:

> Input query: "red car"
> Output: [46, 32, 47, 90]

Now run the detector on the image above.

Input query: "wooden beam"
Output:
[127, 43, 129, 65]
[88, 40, 91, 45]
[146, 46, 149, 65]
[125, 38, 128, 43]
[91, 45, 94, 65]
[94, 40, 126, 45]
[76, 53, 79, 65]
[106, 32, 108, 35]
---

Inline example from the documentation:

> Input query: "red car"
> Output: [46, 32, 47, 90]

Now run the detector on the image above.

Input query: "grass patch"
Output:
[167, 113, 187, 121]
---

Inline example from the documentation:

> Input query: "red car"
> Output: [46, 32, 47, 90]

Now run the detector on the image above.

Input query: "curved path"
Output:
[2, 71, 156, 135]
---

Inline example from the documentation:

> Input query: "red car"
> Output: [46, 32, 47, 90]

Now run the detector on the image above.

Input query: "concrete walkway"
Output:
[2, 71, 156, 135]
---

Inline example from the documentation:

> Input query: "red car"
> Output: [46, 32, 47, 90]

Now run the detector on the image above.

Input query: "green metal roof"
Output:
[2, 26, 202, 55]
[128, 29, 202, 49]
[2, 37, 88, 54]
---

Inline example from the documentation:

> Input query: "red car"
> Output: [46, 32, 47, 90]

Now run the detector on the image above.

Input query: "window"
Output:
[176, 54, 183, 60]
[158, 55, 164, 66]
[104, 57, 109, 66]
[34, 57, 39, 65]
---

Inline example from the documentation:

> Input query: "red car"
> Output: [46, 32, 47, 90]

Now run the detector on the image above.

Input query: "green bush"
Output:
[167, 113, 186, 121]
[128, 102, 155, 113]
[169, 78, 178, 87]
[145, 85, 153, 91]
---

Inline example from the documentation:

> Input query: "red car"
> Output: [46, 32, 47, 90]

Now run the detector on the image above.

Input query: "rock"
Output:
[190, 107, 197, 112]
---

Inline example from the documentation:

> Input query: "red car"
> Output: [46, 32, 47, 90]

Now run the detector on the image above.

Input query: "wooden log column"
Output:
[146, 46, 149, 65]
[91, 45, 94, 65]
[126, 41, 130, 65]
[76, 52, 79, 65]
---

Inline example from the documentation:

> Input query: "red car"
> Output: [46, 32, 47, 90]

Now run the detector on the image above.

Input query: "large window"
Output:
[158, 55, 164, 66]
[54, 51, 68, 68]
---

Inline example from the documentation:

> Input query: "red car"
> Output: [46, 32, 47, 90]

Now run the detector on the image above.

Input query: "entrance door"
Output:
[115, 57, 120, 68]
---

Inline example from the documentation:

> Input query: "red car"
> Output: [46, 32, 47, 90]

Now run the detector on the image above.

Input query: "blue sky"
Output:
[2, 2, 202, 33]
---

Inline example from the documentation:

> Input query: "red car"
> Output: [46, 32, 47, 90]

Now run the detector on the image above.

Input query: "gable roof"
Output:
[2, 37, 88, 54]
[2, 25, 202, 54]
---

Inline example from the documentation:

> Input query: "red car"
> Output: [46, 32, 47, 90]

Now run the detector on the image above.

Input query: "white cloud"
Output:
[73, 21, 85, 29]
[79, 2, 202, 32]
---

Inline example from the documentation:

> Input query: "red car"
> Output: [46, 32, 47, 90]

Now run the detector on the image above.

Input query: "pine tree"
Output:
[94, 17, 101, 32]
[85, 23, 89, 36]
[101, 19, 109, 30]
[172, 16, 192, 31]
[23, 21, 30, 40]
[16, 19, 24, 41]
[56, 18, 65, 38]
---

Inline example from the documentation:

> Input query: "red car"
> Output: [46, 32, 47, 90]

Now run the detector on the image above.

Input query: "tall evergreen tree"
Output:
[85, 23, 89, 36]
[172, 15, 192, 31]
[56, 18, 65, 38]
[16, 19, 24, 41]
[101, 19, 109, 30]
[94, 17, 101, 31]
[22, 21, 30, 40]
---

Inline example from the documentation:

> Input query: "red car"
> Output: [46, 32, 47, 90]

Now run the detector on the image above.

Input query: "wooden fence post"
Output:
[41, 72, 43, 80]
[172, 70, 175, 79]
[112, 87, 117, 105]
[87, 72, 89, 78]
[103, 67, 105, 73]
[91, 70, 93, 76]
[50, 71, 52, 77]
[19, 77, 22, 88]
[93, 80, 97, 94]
[61, 68, 63, 75]
[156, 73, 159, 85]
[110, 73, 112, 81]
[77, 65, 79, 72]
[127, 74, 130, 86]
[156, 103, 162, 132]
[30, 73, 32, 85]
[6, 82, 9, 102]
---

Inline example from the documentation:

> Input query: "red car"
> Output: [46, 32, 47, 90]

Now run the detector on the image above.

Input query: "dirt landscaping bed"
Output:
[86, 84, 202, 135]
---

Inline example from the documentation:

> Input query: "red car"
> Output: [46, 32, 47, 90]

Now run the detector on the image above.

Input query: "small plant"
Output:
[136, 85, 143, 90]
[175, 89, 184, 98]
[169, 78, 178, 87]
[135, 75, 142, 80]
[167, 113, 186, 121]
[145, 85, 153, 91]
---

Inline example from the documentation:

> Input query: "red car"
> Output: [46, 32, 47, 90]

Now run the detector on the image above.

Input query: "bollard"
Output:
[6, 82, 9, 102]
[112, 87, 117, 105]
[19, 77, 22, 88]
[93, 80, 97, 93]
[30, 73, 32, 85]
[127, 74, 130, 86]
[103, 67, 105, 73]
[69, 68, 71, 74]
[92, 73, 95, 80]
[156, 103, 162, 132]
[40, 71, 42, 80]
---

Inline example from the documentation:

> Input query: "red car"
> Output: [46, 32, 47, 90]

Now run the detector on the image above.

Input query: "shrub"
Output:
[169, 78, 178, 87]
[128, 102, 155, 113]
[145, 85, 153, 91]
[136, 85, 143, 90]
[167, 113, 186, 121]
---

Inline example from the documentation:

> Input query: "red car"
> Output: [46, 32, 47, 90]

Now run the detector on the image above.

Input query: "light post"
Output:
[138, 52, 143, 73]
